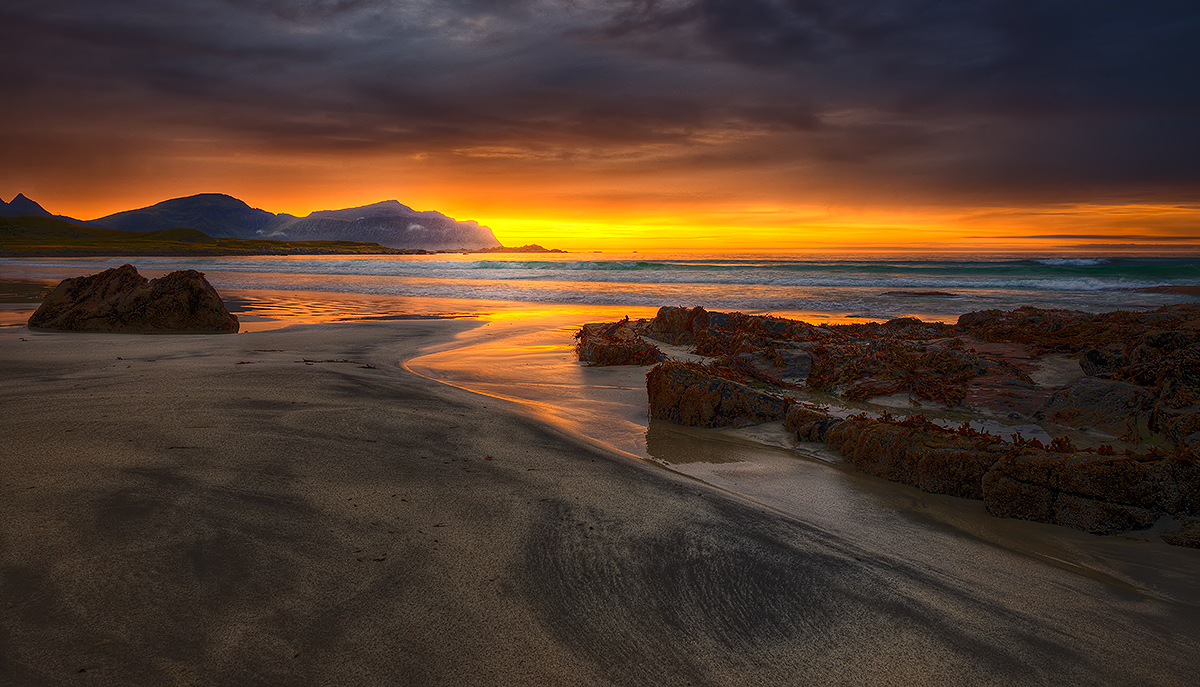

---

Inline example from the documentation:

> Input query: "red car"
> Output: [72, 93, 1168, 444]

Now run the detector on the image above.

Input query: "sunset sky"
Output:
[2, 1, 1198, 252]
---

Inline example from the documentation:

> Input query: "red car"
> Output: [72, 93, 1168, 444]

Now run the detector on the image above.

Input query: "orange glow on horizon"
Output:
[13, 147, 1200, 255]
[32, 191, 1200, 256]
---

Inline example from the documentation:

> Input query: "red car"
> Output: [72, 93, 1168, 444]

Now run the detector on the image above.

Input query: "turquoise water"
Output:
[3, 253, 1198, 320]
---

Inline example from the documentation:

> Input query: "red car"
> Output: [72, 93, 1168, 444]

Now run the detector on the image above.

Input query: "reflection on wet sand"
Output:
[0, 278, 55, 328]
[220, 290, 482, 332]
[410, 307, 1200, 611]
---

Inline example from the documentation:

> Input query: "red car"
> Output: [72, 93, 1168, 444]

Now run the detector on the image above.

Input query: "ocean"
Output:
[3, 253, 1199, 327]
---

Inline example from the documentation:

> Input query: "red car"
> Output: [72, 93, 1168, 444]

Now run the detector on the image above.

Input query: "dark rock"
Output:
[645, 361, 792, 428]
[736, 347, 812, 383]
[645, 306, 703, 345]
[823, 417, 1003, 500]
[1053, 494, 1159, 534]
[1079, 344, 1126, 377]
[576, 319, 664, 366]
[783, 405, 826, 432]
[1161, 517, 1200, 548]
[916, 447, 1003, 501]
[981, 474, 1057, 523]
[783, 405, 842, 441]
[1156, 456, 1200, 515]
[28, 264, 238, 333]
[982, 451, 1171, 534]
[1039, 378, 1156, 440]
[1126, 331, 1200, 385]
[1054, 453, 1160, 508]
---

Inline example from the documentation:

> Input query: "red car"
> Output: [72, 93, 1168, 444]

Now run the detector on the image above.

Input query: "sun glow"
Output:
[465, 202, 1200, 254]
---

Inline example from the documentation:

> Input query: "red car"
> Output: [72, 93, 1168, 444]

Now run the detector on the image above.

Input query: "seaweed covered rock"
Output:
[646, 361, 792, 428]
[832, 317, 957, 341]
[28, 264, 239, 333]
[801, 410, 1200, 539]
[823, 415, 1006, 500]
[1079, 344, 1126, 378]
[586, 304, 1200, 543]
[981, 451, 1168, 534]
[1125, 330, 1200, 386]
[644, 306, 706, 345]
[644, 305, 827, 352]
[576, 318, 665, 366]
[783, 405, 843, 442]
[806, 338, 1000, 405]
[958, 304, 1200, 355]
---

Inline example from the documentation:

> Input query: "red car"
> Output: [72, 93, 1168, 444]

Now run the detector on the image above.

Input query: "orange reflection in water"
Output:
[219, 286, 959, 333]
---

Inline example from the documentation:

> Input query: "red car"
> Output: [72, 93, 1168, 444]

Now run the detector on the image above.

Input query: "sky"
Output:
[2, 0, 1198, 252]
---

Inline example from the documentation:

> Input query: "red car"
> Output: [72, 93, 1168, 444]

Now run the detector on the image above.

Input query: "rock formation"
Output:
[577, 302, 1200, 546]
[28, 264, 239, 333]
[576, 318, 665, 366]
[646, 361, 792, 428]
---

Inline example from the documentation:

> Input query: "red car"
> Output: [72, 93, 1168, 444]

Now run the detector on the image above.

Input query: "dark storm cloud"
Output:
[2, 0, 1198, 201]
[594, 0, 1199, 111]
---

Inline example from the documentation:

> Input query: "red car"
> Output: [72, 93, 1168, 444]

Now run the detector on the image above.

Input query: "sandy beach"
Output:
[3, 318, 1200, 685]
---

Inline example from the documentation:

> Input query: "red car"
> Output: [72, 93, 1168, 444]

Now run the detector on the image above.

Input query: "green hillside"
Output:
[0, 216, 424, 256]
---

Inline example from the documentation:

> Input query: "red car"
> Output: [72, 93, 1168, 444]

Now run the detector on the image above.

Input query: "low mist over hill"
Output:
[266, 200, 499, 250]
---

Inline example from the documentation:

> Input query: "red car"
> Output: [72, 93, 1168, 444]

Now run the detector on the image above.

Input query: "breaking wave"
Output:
[4, 253, 1198, 317]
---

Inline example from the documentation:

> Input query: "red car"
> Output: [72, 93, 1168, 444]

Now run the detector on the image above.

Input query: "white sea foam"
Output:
[1030, 258, 1110, 266]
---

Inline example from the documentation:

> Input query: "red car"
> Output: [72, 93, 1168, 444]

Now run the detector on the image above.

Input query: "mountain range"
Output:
[1, 193, 500, 250]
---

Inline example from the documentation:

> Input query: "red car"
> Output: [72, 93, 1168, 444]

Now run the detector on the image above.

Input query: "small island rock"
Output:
[28, 264, 239, 333]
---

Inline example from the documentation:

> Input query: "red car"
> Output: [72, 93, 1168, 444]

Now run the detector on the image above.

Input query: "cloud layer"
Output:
[2, 0, 1198, 212]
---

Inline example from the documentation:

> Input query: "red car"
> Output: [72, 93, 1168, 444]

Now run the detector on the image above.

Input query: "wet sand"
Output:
[3, 320, 1200, 685]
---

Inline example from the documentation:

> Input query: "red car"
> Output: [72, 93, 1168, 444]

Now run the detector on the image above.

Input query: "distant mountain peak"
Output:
[1, 193, 52, 218]
[91, 193, 278, 236]
[305, 200, 419, 221]
[148, 193, 257, 209]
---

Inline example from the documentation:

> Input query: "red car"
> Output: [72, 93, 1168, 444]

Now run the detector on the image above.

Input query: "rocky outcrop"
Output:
[783, 405, 843, 442]
[957, 304, 1200, 355]
[980, 450, 1199, 534]
[576, 319, 665, 366]
[793, 409, 1200, 536]
[586, 302, 1200, 544]
[644, 306, 700, 345]
[642, 305, 828, 351]
[28, 264, 239, 333]
[646, 361, 792, 428]
[822, 415, 1006, 501]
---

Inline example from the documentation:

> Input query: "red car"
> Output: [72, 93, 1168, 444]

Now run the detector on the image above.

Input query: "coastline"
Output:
[409, 306, 1200, 598]
[4, 316, 1200, 684]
